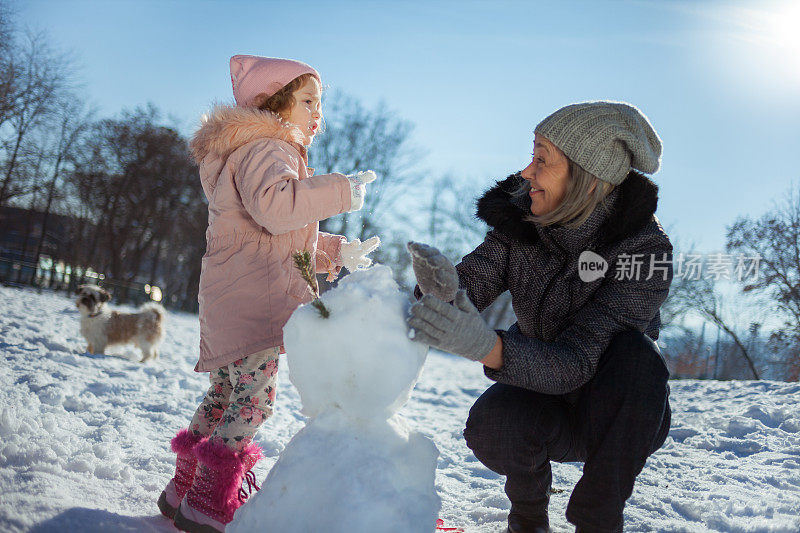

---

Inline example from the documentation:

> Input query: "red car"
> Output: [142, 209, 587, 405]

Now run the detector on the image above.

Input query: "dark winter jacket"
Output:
[456, 171, 673, 396]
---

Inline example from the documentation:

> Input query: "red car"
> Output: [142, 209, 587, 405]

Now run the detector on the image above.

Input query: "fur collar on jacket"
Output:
[189, 104, 307, 164]
[476, 170, 660, 249]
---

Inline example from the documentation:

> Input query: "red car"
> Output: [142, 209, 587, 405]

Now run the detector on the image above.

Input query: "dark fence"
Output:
[0, 257, 156, 307]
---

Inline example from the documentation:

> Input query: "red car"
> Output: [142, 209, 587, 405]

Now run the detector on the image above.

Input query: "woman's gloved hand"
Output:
[407, 241, 459, 302]
[340, 236, 381, 272]
[407, 290, 497, 362]
[346, 170, 377, 212]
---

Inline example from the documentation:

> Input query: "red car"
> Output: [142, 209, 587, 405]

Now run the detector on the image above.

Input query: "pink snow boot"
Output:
[157, 429, 204, 519]
[173, 438, 262, 533]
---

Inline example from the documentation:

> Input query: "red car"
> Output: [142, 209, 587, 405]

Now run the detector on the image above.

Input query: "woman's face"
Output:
[521, 134, 570, 216]
[284, 76, 322, 145]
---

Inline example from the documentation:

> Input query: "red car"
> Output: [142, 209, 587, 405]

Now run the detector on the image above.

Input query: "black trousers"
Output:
[463, 330, 671, 533]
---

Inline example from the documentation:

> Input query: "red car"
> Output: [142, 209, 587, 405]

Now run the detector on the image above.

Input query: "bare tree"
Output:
[0, 1, 16, 126]
[660, 271, 696, 335]
[663, 325, 709, 378]
[159, 195, 207, 311]
[423, 174, 486, 257]
[29, 98, 93, 282]
[68, 105, 199, 290]
[727, 184, 800, 381]
[10, 138, 47, 284]
[310, 91, 423, 242]
[669, 273, 760, 379]
[0, 7, 209, 308]
[657, 232, 766, 379]
[0, 32, 72, 206]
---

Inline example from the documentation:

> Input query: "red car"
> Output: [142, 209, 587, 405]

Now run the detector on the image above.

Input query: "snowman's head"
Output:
[284, 266, 427, 421]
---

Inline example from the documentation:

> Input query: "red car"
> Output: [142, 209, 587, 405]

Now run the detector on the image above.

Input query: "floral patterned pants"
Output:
[189, 347, 279, 451]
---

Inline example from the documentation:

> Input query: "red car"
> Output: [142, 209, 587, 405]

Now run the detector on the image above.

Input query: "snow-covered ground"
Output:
[1, 285, 799, 532]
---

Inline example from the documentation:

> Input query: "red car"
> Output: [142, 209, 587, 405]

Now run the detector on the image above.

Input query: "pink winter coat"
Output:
[189, 105, 352, 371]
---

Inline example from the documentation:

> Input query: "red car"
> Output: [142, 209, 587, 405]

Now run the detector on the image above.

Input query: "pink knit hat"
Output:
[229, 55, 321, 108]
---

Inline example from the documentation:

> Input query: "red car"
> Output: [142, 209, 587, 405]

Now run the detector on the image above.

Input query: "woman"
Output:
[407, 101, 672, 533]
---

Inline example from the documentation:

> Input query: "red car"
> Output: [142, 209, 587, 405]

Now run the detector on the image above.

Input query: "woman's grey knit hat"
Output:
[534, 101, 662, 185]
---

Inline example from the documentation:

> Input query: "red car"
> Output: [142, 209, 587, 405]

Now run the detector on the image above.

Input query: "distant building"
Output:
[0, 206, 73, 283]
[0, 206, 163, 304]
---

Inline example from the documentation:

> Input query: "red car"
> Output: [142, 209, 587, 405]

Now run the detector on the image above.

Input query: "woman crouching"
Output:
[407, 101, 672, 533]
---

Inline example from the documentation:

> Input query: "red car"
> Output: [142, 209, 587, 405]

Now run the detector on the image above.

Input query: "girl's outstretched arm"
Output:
[235, 140, 351, 234]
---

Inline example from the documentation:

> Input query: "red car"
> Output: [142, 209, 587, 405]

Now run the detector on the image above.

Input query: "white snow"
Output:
[1, 283, 799, 532]
[230, 266, 439, 532]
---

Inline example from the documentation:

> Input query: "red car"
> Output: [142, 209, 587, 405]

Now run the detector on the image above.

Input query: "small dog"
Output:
[76, 284, 165, 362]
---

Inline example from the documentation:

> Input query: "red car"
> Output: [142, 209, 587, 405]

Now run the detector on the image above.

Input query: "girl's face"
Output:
[521, 134, 570, 216]
[283, 76, 322, 146]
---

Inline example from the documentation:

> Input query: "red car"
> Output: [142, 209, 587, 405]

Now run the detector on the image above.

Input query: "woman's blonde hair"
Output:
[517, 158, 616, 229]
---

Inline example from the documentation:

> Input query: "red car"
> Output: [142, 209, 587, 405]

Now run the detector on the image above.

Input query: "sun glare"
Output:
[771, 6, 800, 54]
[699, 0, 800, 101]
[747, 2, 800, 54]
[732, 1, 800, 86]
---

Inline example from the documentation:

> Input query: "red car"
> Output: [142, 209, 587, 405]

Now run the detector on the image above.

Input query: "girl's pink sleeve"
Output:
[316, 232, 346, 275]
[234, 140, 351, 235]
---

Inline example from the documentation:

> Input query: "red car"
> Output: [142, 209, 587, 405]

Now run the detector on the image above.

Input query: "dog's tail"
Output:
[141, 302, 166, 325]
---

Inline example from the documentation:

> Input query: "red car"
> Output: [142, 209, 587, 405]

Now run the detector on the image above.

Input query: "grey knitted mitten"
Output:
[407, 241, 459, 303]
[407, 290, 497, 362]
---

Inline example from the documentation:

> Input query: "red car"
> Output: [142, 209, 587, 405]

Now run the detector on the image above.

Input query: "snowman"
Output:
[228, 265, 441, 533]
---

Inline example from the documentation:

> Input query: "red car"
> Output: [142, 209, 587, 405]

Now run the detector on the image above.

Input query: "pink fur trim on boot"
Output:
[158, 429, 205, 519]
[174, 438, 262, 532]
[172, 428, 205, 455]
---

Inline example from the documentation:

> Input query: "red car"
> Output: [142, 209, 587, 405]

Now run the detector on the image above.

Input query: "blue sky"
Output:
[17, 0, 800, 253]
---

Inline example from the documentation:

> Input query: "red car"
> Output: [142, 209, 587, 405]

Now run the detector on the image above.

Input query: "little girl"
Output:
[158, 55, 380, 532]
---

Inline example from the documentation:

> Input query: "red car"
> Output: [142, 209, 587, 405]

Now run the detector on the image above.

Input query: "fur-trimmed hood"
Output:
[189, 104, 307, 165]
[475, 170, 660, 249]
